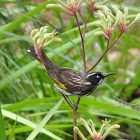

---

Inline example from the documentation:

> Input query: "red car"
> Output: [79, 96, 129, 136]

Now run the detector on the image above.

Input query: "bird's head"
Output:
[86, 72, 116, 85]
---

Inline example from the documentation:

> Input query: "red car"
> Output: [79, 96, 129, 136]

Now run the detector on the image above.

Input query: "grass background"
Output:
[0, 0, 140, 139]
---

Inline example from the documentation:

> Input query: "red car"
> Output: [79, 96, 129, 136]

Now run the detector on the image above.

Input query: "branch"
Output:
[78, 10, 85, 23]
[74, 12, 87, 73]
[75, 9, 93, 73]
[83, 9, 93, 38]
[87, 31, 123, 73]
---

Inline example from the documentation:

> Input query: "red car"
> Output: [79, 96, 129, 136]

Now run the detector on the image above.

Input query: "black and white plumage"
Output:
[50, 69, 115, 97]
[27, 46, 116, 97]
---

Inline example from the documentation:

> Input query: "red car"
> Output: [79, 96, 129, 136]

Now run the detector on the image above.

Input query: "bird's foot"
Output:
[73, 103, 79, 110]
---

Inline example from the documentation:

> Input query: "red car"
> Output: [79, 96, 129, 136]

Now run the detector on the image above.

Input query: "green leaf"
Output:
[3, 97, 61, 112]
[26, 98, 64, 140]
[2, 108, 63, 140]
[0, 1, 49, 40]
[80, 98, 140, 120]
[0, 106, 6, 140]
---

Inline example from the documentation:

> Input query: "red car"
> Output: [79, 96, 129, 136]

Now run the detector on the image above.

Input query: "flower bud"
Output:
[32, 32, 41, 46]
[46, 4, 69, 14]
[134, 13, 140, 22]
[107, 15, 112, 24]
[49, 0, 68, 8]
[40, 26, 48, 35]
[94, 31, 109, 40]
[80, 118, 93, 136]
[101, 124, 120, 139]
[113, 10, 121, 28]
[97, 11, 107, 28]
[93, 31, 106, 37]
[106, 10, 116, 21]
[102, 0, 114, 4]
[88, 119, 97, 134]
[30, 29, 38, 39]
[126, 13, 140, 29]
[96, 5, 110, 11]
[30, 26, 62, 49]
[112, 5, 118, 13]
[46, 0, 84, 16]
[44, 38, 62, 46]
[124, 7, 128, 21]
[96, 22, 104, 30]
[74, 127, 87, 140]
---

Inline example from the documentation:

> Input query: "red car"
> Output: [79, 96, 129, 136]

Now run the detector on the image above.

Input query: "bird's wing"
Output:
[55, 68, 85, 93]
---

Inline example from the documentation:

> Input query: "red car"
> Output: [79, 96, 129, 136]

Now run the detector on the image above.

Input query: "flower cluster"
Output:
[74, 118, 120, 140]
[30, 26, 62, 54]
[46, 0, 84, 16]
[94, 5, 140, 40]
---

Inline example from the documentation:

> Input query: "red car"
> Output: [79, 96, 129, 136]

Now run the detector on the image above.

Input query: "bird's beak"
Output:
[104, 72, 117, 77]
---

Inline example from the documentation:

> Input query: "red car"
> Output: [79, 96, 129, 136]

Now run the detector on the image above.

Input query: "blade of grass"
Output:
[6, 124, 73, 135]
[0, 105, 6, 140]
[2, 109, 63, 140]
[0, 50, 38, 95]
[26, 98, 64, 140]
[3, 97, 61, 112]
[80, 98, 140, 120]
[0, 31, 30, 42]
[0, 1, 50, 39]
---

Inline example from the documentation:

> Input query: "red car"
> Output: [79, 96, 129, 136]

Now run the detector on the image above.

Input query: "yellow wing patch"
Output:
[52, 78, 67, 90]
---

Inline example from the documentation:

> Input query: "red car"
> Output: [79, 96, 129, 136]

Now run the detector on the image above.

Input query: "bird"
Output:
[27, 46, 116, 107]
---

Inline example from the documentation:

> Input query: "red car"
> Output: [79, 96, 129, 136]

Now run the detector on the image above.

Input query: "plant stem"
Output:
[73, 108, 77, 140]
[87, 31, 123, 73]
[108, 31, 123, 50]
[74, 12, 87, 73]
[82, 9, 93, 38]
[73, 9, 93, 139]
[73, 98, 81, 140]
[76, 9, 93, 73]
[76, 97, 81, 105]
[73, 97, 80, 140]
[78, 10, 85, 23]
[88, 48, 108, 73]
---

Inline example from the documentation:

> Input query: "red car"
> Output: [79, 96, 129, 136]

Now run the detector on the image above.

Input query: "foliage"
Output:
[0, 0, 140, 140]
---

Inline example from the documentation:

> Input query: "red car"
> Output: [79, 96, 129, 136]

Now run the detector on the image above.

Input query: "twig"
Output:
[82, 9, 93, 38]
[113, 98, 140, 108]
[78, 10, 85, 23]
[76, 97, 81, 105]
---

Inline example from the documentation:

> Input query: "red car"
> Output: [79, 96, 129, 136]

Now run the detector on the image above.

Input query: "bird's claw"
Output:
[73, 104, 79, 110]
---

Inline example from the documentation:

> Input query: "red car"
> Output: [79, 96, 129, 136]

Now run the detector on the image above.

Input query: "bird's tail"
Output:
[27, 46, 56, 70]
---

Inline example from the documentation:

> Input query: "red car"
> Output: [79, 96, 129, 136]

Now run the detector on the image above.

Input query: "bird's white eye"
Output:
[96, 75, 100, 78]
